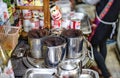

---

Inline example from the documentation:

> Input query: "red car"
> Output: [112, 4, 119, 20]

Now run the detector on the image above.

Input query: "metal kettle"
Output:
[57, 59, 82, 78]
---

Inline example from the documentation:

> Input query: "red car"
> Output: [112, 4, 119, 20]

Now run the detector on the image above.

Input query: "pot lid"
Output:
[60, 61, 77, 70]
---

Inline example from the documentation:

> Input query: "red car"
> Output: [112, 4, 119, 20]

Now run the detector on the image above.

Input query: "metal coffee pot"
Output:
[42, 36, 67, 68]
[61, 29, 84, 59]
[29, 38, 42, 59]
[57, 59, 82, 78]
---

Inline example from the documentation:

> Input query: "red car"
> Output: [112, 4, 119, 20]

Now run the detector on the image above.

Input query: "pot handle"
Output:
[78, 39, 84, 52]
[83, 37, 94, 60]
[78, 60, 82, 74]
[52, 72, 59, 78]
[60, 46, 66, 61]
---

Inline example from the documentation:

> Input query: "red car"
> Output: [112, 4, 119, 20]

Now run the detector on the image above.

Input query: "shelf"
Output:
[15, 0, 50, 29]
[16, 6, 43, 10]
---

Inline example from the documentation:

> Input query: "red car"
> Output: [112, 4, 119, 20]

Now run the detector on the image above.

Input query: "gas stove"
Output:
[11, 40, 31, 78]
[11, 57, 27, 78]
[11, 40, 49, 78]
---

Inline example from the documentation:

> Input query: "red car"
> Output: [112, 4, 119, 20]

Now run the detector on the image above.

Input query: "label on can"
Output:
[51, 20, 62, 29]
[70, 20, 81, 29]
[33, 21, 40, 29]
[61, 19, 71, 29]
[31, 19, 40, 30]
[22, 10, 32, 19]
[39, 19, 44, 28]
[69, 12, 82, 29]
[38, 11, 44, 20]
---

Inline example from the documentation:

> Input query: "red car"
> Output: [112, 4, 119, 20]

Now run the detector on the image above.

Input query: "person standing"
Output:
[84, 0, 120, 78]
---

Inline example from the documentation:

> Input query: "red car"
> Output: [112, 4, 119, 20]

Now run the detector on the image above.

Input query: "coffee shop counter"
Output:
[11, 37, 97, 78]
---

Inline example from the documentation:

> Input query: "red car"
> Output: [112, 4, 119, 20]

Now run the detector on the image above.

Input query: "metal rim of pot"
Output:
[60, 29, 83, 38]
[41, 35, 67, 47]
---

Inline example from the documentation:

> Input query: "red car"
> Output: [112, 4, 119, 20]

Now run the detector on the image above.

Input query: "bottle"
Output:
[0, 45, 9, 78]
[0, 0, 10, 25]
[0, 45, 15, 78]
[0, 45, 9, 66]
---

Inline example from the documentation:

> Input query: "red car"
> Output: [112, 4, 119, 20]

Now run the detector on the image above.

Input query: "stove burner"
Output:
[22, 54, 45, 68]
[22, 57, 35, 68]
[22, 55, 58, 69]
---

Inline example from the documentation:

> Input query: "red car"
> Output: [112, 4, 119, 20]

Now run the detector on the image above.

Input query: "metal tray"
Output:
[23, 68, 57, 78]
[80, 69, 99, 78]
[23, 68, 99, 78]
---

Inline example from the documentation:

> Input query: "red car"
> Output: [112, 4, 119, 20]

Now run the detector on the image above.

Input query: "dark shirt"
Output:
[96, 0, 120, 22]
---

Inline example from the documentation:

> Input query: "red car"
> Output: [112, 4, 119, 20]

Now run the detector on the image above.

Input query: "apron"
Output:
[88, 0, 118, 41]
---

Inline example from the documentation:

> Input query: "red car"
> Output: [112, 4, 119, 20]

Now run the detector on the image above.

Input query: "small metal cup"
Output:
[29, 38, 42, 59]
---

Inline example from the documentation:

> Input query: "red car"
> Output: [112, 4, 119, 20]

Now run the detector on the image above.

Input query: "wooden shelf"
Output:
[16, 0, 50, 29]
[16, 6, 43, 10]
[43, 0, 50, 29]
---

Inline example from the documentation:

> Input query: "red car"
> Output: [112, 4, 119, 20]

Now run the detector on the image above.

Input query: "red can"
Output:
[70, 20, 81, 29]
[51, 20, 62, 29]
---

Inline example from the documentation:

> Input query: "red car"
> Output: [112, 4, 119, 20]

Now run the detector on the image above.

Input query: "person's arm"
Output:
[82, 0, 100, 5]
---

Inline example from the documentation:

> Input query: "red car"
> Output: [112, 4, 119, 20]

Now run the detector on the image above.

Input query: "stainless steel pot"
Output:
[42, 36, 67, 68]
[29, 38, 42, 59]
[61, 29, 84, 59]
[57, 59, 82, 78]
[28, 29, 50, 59]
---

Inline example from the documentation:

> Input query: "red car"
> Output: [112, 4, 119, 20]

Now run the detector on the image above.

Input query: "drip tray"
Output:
[23, 68, 99, 78]
[23, 68, 57, 78]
